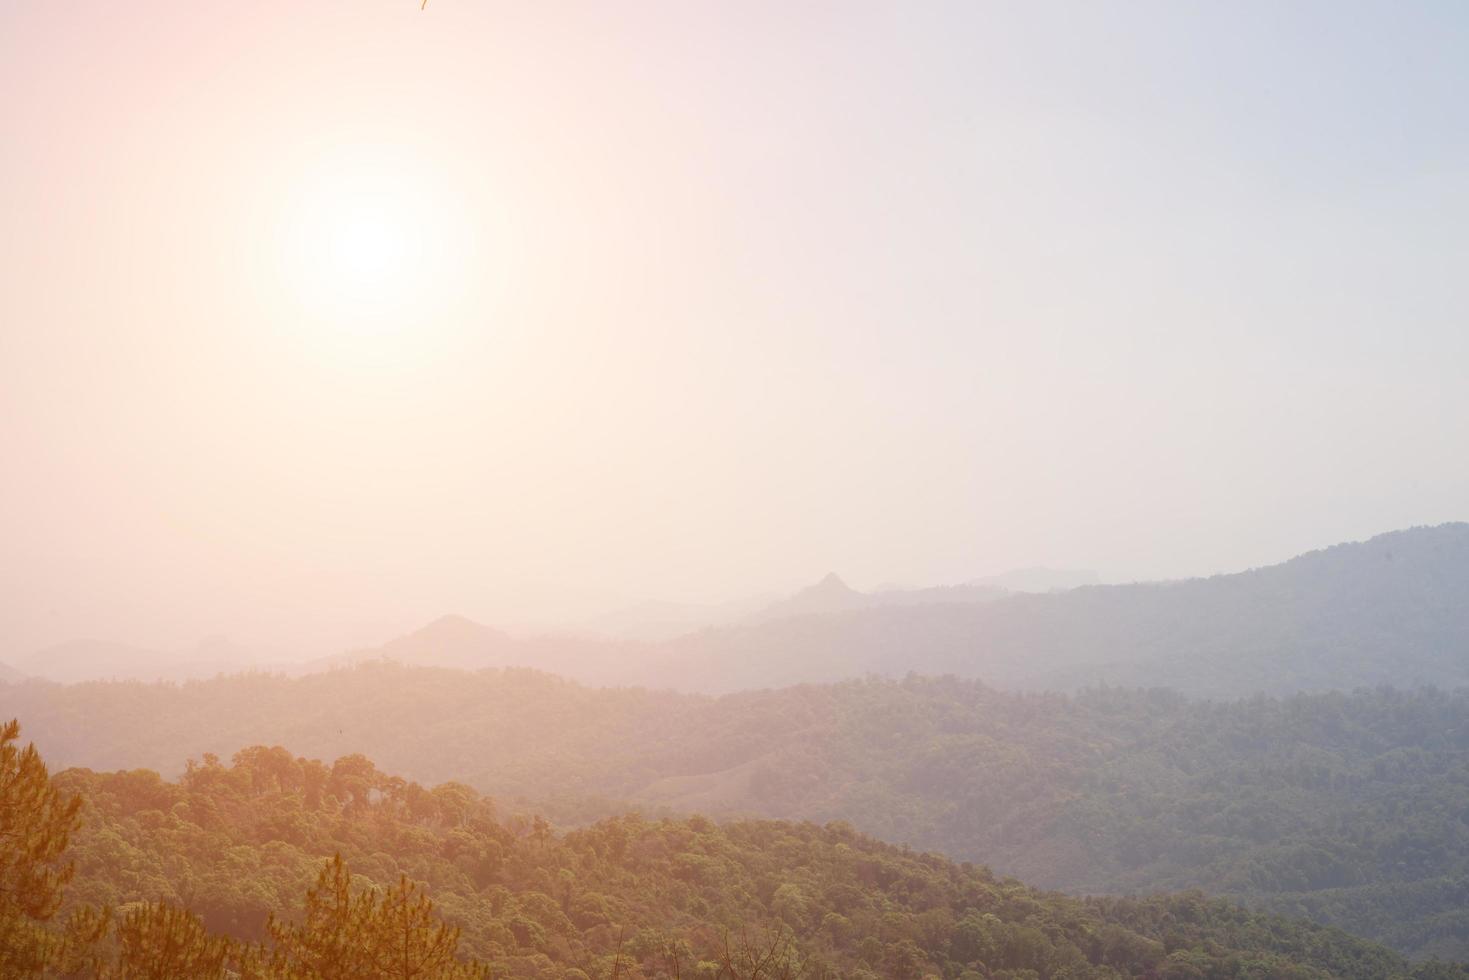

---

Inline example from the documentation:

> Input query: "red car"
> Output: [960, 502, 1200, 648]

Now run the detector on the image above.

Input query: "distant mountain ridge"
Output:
[16, 524, 1469, 698]
[304, 613, 619, 679]
[571, 567, 1086, 641]
[295, 571, 1017, 680]
[743, 571, 1008, 624]
[632, 522, 1469, 696]
[243, 522, 1469, 698]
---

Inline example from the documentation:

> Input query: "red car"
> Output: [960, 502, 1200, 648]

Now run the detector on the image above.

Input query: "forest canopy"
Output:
[6, 717, 1466, 979]
[9, 668, 1469, 958]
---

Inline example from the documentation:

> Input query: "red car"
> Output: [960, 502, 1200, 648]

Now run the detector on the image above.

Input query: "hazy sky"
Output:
[3, 2, 1468, 656]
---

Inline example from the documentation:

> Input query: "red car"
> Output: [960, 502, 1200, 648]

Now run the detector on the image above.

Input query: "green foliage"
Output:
[0, 720, 487, 978]
[268, 855, 487, 979]
[0, 717, 84, 976]
[113, 901, 240, 979]
[46, 741, 1469, 979]
[18, 669, 1469, 955]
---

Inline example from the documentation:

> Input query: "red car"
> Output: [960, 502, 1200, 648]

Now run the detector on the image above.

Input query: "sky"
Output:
[3, 1, 1468, 657]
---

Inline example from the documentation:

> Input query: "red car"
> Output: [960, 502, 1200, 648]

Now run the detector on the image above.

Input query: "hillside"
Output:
[11, 666, 1469, 957]
[46, 737, 1469, 979]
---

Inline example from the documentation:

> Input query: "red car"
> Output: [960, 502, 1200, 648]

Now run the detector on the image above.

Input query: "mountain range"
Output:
[315, 523, 1468, 698]
[7, 523, 1468, 698]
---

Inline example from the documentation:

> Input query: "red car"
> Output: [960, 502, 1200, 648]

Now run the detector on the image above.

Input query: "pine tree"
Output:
[51, 904, 114, 979]
[268, 855, 487, 980]
[112, 901, 238, 980]
[364, 875, 487, 980]
[0, 717, 84, 977]
[267, 855, 373, 980]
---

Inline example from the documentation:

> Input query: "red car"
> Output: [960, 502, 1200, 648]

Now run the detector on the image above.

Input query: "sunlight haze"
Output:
[3, 1, 1467, 657]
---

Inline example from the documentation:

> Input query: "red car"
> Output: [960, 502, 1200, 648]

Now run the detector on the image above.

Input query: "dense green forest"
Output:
[9, 668, 1469, 958]
[9, 718, 1468, 979]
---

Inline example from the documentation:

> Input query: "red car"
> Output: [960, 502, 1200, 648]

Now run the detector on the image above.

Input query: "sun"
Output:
[318, 198, 411, 293]
[273, 152, 471, 338]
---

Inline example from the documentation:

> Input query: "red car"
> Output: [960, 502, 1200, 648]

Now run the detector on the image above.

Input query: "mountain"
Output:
[748, 572, 868, 621]
[303, 612, 623, 679]
[12, 520, 1462, 692]
[15, 665, 1469, 957]
[633, 523, 1469, 696]
[30, 524, 1459, 697]
[746, 572, 1008, 625]
[330, 613, 519, 670]
[49, 736, 1466, 979]
[317, 524, 1469, 698]
[0, 660, 22, 683]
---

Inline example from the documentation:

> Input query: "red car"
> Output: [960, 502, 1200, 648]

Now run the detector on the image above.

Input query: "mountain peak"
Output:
[807, 572, 855, 595]
[407, 614, 508, 644]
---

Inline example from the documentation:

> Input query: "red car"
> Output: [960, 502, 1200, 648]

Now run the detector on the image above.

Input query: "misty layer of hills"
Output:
[281, 524, 1469, 698]
[7, 522, 1469, 965]
[0, 565, 1074, 683]
[631, 524, 1469, 696]
[7, 524, 1465, 698]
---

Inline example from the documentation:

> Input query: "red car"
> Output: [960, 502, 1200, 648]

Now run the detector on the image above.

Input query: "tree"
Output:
[717, 925, 825, 980]
[113, 901, 245, 980]
[364, 875, 487, 980]
[0, 717, 84, 976]
[49, 904, 113, 980]
[268, 855, 372, 980]
[269, 855, 487, 980]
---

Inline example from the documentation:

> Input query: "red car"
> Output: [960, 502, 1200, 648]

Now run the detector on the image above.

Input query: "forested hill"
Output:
[48, 738, 1469, 979]
[637, 523, 1469, 696]
[10, 666, 1469, 957]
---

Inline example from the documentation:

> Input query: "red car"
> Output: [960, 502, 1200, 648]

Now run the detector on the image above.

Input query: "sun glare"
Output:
[273, 153, 471, 340]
